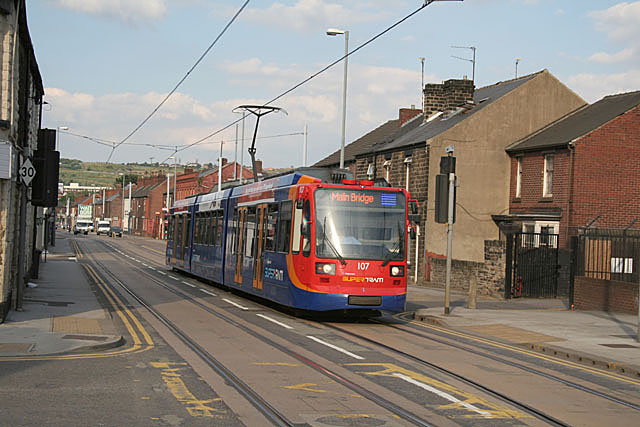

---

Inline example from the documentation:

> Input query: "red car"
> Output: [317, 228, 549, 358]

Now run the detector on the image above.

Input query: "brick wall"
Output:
[574, 276, 639, 314]
[430, 240, 506, 297]
[570, 105, 640, 230]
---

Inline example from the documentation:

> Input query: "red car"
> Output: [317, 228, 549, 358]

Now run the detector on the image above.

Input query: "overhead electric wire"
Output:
[106, 0, 252, 162]
[176, 0, 445, 155]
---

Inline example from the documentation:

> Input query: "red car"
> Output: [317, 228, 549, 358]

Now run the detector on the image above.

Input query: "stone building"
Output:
[353, 70, 586, 296]
[0, 0, 45, 320]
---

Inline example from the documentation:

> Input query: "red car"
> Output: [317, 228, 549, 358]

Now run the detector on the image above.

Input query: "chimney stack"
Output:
[254, 160, 263, 175]
[399, 107, 422, 126]
[423, 78, 474, 118]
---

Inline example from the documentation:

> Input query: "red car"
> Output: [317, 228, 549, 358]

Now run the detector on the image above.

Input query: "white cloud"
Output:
[53, 0, 167, 23]
[589, 1, 640, 42]
[588, 47, 636, 64]
[566, 70, 640, 103]
[243, 0, 388, 33]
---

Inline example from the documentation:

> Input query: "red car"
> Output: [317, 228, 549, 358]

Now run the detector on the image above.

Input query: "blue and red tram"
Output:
[166, 171, 411, 314]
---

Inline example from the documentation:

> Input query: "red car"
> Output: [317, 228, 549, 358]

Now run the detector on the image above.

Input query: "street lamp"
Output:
[168, 155, 177, 202]
[119, 173, 125, 228]
[419, 57, 425, 112]
[327, 28, 349, 170]
[57, 126, 68, 152]
[515, 58, 521, 79]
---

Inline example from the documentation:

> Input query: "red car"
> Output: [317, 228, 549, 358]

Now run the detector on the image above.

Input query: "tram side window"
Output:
[292, 203, 302, 254]
[210, 212, 218, 245]
[195, 213, 202, 244]
[245, 207, 256, 258]
[277, 200, 292, 253]
[168, 216, 174, 239]
[302, 200, 311, 257]
[265, 204, 278, 252]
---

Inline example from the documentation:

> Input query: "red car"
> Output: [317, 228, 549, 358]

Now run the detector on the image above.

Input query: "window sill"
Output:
[512, 197, 521, 203]
[538, 197, 553, 203]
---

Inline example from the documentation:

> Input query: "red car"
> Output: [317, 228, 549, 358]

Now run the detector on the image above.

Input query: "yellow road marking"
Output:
[347, 363, 528, 419]
[283, 383, 327, 393]
[86, 264, 154, 346]
[152, 362, 225, 417]
[409, 320, 640, 386]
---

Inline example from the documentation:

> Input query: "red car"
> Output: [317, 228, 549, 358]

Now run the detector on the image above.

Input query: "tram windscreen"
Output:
[314, 189, 406, 261]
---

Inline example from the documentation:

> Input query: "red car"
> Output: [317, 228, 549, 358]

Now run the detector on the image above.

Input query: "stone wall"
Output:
[429, 240, 506, 297]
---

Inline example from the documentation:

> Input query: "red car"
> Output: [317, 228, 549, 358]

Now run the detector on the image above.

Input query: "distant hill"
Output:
[59, 159, 194, 188]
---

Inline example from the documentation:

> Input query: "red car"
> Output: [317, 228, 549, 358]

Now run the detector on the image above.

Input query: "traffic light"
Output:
[31, 129, 60, 207]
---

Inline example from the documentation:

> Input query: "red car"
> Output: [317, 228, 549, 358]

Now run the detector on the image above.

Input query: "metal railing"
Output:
[574, 228, 640, 284]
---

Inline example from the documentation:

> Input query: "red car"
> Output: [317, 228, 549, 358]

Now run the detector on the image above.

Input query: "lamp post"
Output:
[169, 155, 177, 202]
[515, 58, 521, 79]
[327, 28, 349, 170]
[119, 173, 125, 228]
[419, 57, 425, 112]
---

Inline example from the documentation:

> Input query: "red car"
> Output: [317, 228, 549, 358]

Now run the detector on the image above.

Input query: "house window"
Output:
[521, 221, 559, 248]
[543, 154, 553, 197]
[516, 158, 522, 198]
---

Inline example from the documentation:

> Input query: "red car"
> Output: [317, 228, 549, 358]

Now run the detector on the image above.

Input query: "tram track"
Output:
[80, 238, 435, 427]
[94, 236, 640, 425]
[323, 320, 640, 415]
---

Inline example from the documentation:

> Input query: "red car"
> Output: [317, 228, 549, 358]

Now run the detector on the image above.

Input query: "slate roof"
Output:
[506, 90, 640, 153]
[314, 118, 400, 167]
[371, 71, 541, 153]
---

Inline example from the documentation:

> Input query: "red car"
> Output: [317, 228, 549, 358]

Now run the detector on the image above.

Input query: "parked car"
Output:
[110, 226, 123, 238]
[96, 220, 111, 235]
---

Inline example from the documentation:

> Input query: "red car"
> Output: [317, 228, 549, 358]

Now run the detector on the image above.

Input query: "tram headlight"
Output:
[316, 262, 336, 275]
[390, 265, 404, 277]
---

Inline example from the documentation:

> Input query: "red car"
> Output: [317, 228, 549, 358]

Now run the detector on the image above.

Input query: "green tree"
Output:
[114, 173, 138, 188]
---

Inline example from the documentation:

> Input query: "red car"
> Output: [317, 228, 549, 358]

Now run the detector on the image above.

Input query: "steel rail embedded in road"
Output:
[77, 242, 294, 427]
[92, 239, 434, 427]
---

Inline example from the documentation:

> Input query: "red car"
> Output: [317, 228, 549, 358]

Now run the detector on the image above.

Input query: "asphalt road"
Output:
[2, 232, 640, 426]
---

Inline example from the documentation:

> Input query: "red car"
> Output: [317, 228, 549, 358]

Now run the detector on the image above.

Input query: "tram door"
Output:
[171, 216, 178, 264]
[173, 215, 182, 265]
[183, 215, 191, 268]
[253, 205, 267, 291]
[234, 208, 246, 284]
[179, 214, 187, 267]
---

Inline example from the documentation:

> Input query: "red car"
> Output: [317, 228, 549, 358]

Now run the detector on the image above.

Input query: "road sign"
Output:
[19, 157, 36, 186]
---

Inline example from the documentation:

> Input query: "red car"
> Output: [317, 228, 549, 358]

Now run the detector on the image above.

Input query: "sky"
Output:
[27, 0, 640, 169]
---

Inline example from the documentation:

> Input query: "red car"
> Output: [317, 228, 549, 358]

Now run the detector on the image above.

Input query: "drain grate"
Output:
[62, 335, 108, 342]
[599, 343, 639, 349]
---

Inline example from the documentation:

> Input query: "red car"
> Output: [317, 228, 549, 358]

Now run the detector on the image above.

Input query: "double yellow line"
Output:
[1, 241, 154, 362]
[408, 320, 640, 386]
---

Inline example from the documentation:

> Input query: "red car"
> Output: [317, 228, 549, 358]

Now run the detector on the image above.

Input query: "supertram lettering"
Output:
[342, 276, 384, 283]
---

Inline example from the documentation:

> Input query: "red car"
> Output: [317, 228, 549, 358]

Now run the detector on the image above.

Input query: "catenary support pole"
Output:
[303, 124, 308, 167]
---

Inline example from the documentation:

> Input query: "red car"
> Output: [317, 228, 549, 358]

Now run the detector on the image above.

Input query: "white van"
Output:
[74, 219, 92, 235]
[96, 220, 111, 235]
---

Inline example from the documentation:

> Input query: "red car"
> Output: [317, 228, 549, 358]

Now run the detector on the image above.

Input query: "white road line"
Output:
[149, 267, 156, 271]
[200, 289, 217, 297]
[256, 314, 293, 330]
[223, 298, 249, 310]
[182, 281, 196, 288]
[142, 263, 149, 267]
[157, 271, 166, 275]
[306, 336, 364, 360]
[392, 373, 493, 418]
[169, 275, 180, 281]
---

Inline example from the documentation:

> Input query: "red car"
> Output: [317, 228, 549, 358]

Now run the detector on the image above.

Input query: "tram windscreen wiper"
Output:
[382, 222, 403, 267]
[322, 216, 347, 265]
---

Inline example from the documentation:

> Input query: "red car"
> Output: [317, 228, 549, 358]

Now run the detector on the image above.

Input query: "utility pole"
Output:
[451, 45, 476, 82]
[234, 124, 238, 181]
[303, 124, 308, 167]
[419, 57, 425, 112]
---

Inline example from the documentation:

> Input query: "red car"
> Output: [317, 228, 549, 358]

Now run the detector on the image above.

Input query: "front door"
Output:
[234, 208, 246, 284]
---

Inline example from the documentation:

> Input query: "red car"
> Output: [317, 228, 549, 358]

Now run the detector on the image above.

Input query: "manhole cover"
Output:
[599, 343, 639, 348]
[315, 415, 386, 426]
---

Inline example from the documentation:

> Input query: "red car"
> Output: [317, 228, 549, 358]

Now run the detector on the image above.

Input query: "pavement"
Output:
[1, 232, 639, 381]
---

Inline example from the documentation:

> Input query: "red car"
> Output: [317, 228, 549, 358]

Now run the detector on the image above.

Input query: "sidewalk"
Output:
[0, 234, 122, 357]
[407, 284, 640, 379]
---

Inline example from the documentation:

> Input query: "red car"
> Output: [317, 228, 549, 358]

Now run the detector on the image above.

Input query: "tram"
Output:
[166, 169, 414, 314]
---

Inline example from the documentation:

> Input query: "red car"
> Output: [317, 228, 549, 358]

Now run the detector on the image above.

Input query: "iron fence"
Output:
[574, 228, 640, 284]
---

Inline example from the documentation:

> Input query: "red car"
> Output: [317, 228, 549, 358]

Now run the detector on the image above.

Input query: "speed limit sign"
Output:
[19, 157, 36, 186]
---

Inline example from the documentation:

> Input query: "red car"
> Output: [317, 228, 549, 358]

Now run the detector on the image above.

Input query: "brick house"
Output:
[314, 108, 422, 175]
[504, 90, 640, 246]
[130, 173, 165, 236]
[351, 70, 586, 296]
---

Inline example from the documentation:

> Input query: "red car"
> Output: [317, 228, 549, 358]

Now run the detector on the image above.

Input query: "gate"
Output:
[505, 232, 560, 298]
